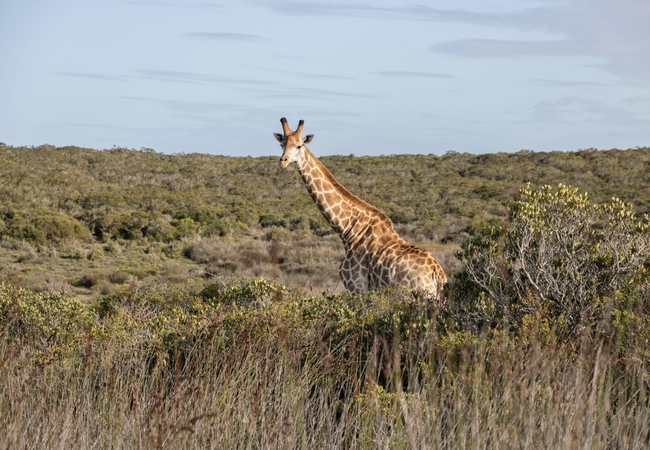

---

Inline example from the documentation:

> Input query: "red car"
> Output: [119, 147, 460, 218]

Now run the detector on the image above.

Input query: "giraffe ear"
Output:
[304, 134, 314, 144]
[273, 133, 284, 143]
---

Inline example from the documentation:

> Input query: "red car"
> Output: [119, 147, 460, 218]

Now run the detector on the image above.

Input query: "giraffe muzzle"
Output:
[280, 156, 290, 168]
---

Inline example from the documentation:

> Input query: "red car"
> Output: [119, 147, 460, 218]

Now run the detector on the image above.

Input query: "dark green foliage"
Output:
[3, 212, 93, 245]
[32, 214, 93, 242]
[185, 208, 230, 237]
[259, 214, 287, 228]
[4, 216, 46, 244]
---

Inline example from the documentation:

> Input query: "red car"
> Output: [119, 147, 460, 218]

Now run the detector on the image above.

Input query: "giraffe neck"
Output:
[295, 147, 391, 245]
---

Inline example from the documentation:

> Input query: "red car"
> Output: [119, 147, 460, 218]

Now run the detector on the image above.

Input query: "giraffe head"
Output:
[273, 117, 314, 169]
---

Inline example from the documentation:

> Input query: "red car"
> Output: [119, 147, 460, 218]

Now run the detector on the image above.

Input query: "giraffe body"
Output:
[274, 118, 447, 299]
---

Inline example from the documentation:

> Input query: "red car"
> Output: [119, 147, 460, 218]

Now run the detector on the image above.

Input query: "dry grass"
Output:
[2, 305, 648, 449]
[183, 236, 346, 293]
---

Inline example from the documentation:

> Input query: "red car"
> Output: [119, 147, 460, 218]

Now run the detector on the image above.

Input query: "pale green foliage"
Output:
[95, 279, 215, 352]
[457, 184, 650, 333]
[205, 277, 285, 307]
[0, 283, 93, 364]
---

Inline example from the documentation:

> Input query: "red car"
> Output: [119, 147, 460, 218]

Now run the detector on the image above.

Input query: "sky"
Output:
[1, 0, 649, 157]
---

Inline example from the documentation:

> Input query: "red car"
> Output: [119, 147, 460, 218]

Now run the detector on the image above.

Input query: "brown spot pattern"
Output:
[276, 119, 447, 299]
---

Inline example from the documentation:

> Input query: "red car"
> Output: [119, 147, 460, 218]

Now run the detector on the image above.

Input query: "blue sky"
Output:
[1, 0, 649, 156]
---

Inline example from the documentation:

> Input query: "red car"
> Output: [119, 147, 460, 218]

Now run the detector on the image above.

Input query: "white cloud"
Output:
[427, 0, 650, 85]
[262, 0, 650, 85]
[527, 96, 650, 126]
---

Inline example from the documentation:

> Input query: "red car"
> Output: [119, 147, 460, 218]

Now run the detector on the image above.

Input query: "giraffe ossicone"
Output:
[274, 117, 447, 299]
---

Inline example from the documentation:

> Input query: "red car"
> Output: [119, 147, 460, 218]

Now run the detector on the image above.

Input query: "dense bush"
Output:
[0, 283, 93, 364]
[2, 275, 650, 447]
[451, 184, 650, 335]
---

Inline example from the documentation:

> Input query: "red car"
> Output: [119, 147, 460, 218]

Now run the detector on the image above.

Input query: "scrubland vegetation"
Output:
[1, 143, 649, 295]
[1, 143, 650, 448]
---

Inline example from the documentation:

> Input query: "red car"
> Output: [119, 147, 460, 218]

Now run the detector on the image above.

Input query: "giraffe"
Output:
[273, 117, 447, 299]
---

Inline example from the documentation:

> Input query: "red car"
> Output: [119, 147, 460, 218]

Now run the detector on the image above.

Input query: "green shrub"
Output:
[94, 279, 215, 352]
[140, 212, 178, 241]
[2, 216, 46, 245]
[259, 214, 286, 228]
[0, 209, 92, 245]
[452, 184, 650, 335]
[171, 217, 198, 238]
[108, 270, 131, 284]
[93, 211, 180, 242]
[201, 277, 284, 308]
[0, 283, 93, 364]
[93, 211, 144, 241]
[31, 214, 93, 242]
[266, 225, 292, 241]
[187, 208, 230, 237]
[74, 272, 105, 288]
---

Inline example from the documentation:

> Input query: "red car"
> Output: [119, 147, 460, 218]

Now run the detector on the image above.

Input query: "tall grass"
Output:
[1, 282, 648, 449]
